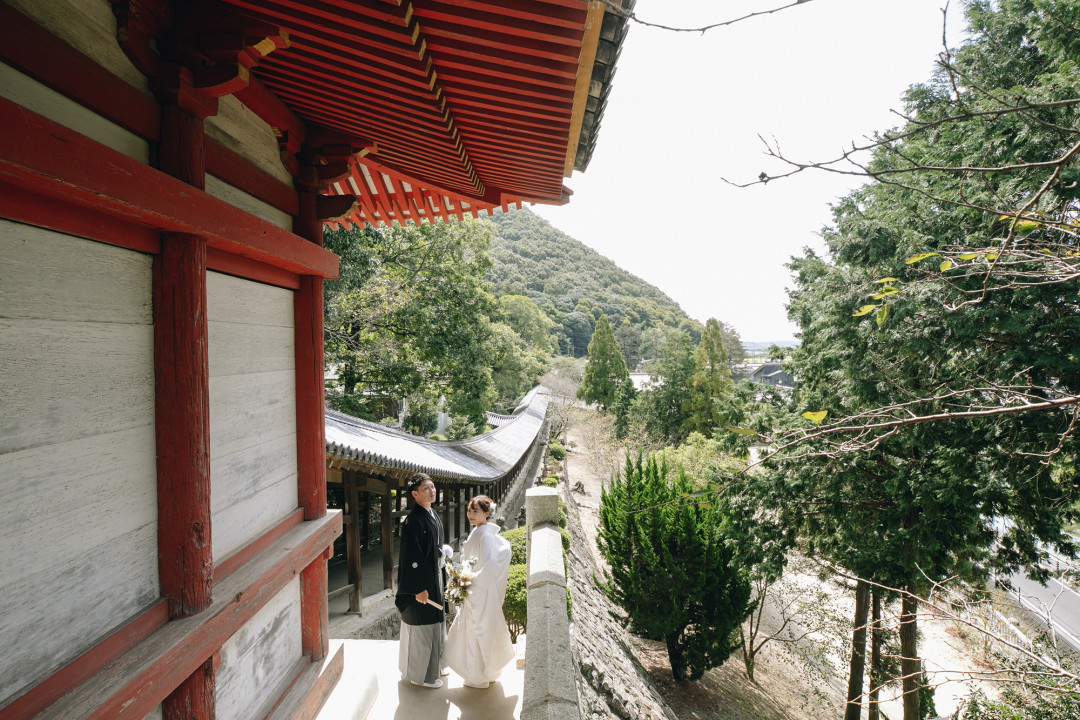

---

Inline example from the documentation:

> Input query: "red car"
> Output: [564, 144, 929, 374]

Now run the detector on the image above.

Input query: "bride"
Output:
[444, 494, 515, 688]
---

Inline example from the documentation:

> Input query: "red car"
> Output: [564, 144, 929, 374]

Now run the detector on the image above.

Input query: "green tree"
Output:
[577, 314, 629, 411]
[614, 317, 642, 371]
[598, 452, 753, 681]
[686, 318, 734, 437]
[612, 376, 636, 439]
[497, 294, 556, 353]
[747, 2, 1080, 715]
[638, 331, 696, 441]
[323, 220, 497, 426]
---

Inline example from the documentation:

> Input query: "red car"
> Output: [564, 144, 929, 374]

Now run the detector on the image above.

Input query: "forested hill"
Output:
[487, 208, 710, 363]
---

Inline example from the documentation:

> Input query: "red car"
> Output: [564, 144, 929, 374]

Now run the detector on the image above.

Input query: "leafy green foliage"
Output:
[598, 452, 753, 681]
[548, 440, 566, 460]
[324, 221, 498, 424]
[503, 526, 527, 565]
[747, 2, 1080, 714]
[635, 331, 697, 442]
[503, 563, 528, 643]
[324, 218, 554, 423]
[577, 315, 629, 411]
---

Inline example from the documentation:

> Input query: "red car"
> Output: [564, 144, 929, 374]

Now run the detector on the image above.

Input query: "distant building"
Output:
[746, 363, 796, 389]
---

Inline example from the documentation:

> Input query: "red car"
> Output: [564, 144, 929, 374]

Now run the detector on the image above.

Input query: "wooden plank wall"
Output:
[0, 223, 159, 706]
[208, 271, 299, 561]
[214, 578, 303, 720]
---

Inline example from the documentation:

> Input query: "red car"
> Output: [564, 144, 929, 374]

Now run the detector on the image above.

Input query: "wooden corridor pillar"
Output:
[344, 470, 363, 614]
[382, 485, 393, 589]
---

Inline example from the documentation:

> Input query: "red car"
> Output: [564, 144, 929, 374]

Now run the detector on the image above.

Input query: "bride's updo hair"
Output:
[467, 494, 494, 516]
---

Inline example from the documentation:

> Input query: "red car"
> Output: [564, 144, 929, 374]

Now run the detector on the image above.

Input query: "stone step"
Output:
[315, 640, 379, 720]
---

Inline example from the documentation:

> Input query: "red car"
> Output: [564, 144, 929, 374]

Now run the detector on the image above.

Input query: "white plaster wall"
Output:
[0, 221, 158, 706]
[208, 272, 299, 561]
[215, 577, 303, 720]
[6, 0, 150, 92]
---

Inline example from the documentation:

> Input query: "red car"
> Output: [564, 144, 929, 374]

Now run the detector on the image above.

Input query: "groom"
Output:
[396, 473, 449, 688]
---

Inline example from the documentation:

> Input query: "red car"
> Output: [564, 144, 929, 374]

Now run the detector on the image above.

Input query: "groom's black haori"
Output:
[396, 472, 447, 686]
[395, 480, 445, 624]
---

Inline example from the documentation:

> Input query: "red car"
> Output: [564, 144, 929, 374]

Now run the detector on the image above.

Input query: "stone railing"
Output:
[522, 487, 580, 720]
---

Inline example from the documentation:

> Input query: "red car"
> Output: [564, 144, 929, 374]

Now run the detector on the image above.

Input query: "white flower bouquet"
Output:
[445, 557, 477, 606]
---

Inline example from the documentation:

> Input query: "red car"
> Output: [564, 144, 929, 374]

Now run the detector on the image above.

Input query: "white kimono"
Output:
[444, 523, 515, 685]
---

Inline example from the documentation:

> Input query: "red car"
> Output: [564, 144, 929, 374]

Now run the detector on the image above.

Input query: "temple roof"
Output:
[218, 0, 634, 227]
[326, 385, 548, 483]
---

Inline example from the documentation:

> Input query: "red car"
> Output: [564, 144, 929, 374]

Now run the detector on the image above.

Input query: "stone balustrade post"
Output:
[522, 487, 580, 720]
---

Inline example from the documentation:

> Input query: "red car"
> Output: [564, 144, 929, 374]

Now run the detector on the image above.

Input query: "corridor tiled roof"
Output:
[326, 385, 548, 483]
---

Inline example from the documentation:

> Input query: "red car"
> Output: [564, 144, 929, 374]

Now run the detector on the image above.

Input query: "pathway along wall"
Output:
[562, 486, 678, 720]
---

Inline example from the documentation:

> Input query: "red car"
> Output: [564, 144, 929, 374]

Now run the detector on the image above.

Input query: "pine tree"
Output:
[577, 314, 629, 411]
[687, 318, 734, 436]
[598, 452, 753, 681]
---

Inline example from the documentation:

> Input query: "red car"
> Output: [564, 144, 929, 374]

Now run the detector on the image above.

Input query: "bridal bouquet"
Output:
[445, 557, 477, 606]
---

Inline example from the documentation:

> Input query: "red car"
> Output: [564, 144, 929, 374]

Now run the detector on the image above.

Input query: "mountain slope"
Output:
[487, 209, 701, 360]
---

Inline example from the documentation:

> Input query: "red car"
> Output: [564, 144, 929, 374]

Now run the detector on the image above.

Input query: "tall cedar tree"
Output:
[687, 318, 734, 437]
[749, 2, 1080, 718]
[639, 331, 697, 442]
[577, 314, 628, 411]
[598, 452, 753, 681]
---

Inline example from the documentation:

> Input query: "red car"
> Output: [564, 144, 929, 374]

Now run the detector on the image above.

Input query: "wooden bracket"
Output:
[317, 195, 359, 221]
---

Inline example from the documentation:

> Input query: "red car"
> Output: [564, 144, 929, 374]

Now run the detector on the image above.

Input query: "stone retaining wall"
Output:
[562, 486, 678, 720]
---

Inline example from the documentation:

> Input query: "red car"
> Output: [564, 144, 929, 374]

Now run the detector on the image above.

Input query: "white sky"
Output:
[531, 0, 968, 343]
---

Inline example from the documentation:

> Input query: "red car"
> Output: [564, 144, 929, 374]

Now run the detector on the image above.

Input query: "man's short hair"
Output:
[406, 473, 432, 494]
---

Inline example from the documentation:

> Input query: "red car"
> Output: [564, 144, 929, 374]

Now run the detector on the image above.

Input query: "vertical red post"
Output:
[296, 154, 330, 659]
[154, 66, 217, 720]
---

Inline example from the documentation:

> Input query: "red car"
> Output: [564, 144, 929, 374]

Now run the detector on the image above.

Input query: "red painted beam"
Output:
[0, 98, 338, 279]
[0, 180, 160, 255]
[0, 3, 159, 141]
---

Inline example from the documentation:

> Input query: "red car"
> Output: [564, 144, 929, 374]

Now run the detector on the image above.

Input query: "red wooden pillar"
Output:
[295, 153, 330, 659]
[344, 471, 362, 613]
[153, 65, 218, 720]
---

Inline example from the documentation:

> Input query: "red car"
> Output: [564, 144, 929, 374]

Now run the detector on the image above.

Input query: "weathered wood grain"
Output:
[207, 272, 299, 560]
[207, 271, 294, 328]
[0, 221, 152, 322]
[206, 96, 292, 185]
[212, 452, 298, 561]
[0, 319, 155, 455]
[215, 579, 302, 720]
[209, 370, 296, 460]
[4, 0, 149, 92]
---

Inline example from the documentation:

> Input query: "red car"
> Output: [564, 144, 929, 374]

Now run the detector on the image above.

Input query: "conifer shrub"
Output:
[503, 563, 528, 643]
[598, 451, 753, 681]
[548, 440, 566, 460]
